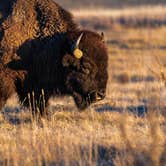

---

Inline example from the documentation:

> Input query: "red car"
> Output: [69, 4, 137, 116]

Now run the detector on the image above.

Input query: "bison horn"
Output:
[73, 33, 84, 59]
[75, 33, 84, 49]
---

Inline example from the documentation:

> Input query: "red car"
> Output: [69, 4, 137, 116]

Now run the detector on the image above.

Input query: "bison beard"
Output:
[0, 0, 108, 113]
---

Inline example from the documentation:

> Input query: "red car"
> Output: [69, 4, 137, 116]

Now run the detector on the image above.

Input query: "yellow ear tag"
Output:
[73, 48, 83, 59]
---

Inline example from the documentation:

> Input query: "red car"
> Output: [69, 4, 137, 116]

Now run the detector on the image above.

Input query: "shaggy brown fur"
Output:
[0, 0, 108, 112]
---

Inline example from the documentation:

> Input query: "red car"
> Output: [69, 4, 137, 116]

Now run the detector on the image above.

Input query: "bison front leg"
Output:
[0, 67, 16, 110]
[26, 89, 50, 118]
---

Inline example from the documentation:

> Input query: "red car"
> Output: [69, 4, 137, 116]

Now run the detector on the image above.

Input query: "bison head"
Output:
[62, 31, 108, 109]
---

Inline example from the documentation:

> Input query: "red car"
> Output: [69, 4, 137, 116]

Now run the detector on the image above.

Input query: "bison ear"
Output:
[72, 33, 84, 59]
[101, 32, 105, 42]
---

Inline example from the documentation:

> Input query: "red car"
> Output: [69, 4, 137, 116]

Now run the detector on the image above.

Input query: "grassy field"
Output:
[0, 6, 166, 166]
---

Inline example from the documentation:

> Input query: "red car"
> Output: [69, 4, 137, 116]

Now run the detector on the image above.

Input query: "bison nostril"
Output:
[87, 90, 105, 103]
[97, 91, 106, 100]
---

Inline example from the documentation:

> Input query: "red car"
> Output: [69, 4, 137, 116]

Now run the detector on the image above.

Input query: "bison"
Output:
[0, 0, 108, 113]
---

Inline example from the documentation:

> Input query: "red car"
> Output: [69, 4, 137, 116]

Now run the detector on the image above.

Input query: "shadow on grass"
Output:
[95, 105, 148, 117]
[78, 17, 166, 31]
[2, 107, 31, 125]
[113, 73, 155, 84]
[2, 104, 148, 126]
[108, 39, 166, 50]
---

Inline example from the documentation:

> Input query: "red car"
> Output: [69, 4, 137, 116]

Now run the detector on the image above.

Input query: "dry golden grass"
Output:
[0, 7, 166, 166]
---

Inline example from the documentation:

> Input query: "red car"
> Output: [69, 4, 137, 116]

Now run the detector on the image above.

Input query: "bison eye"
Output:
[62, 54, 80, 70]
